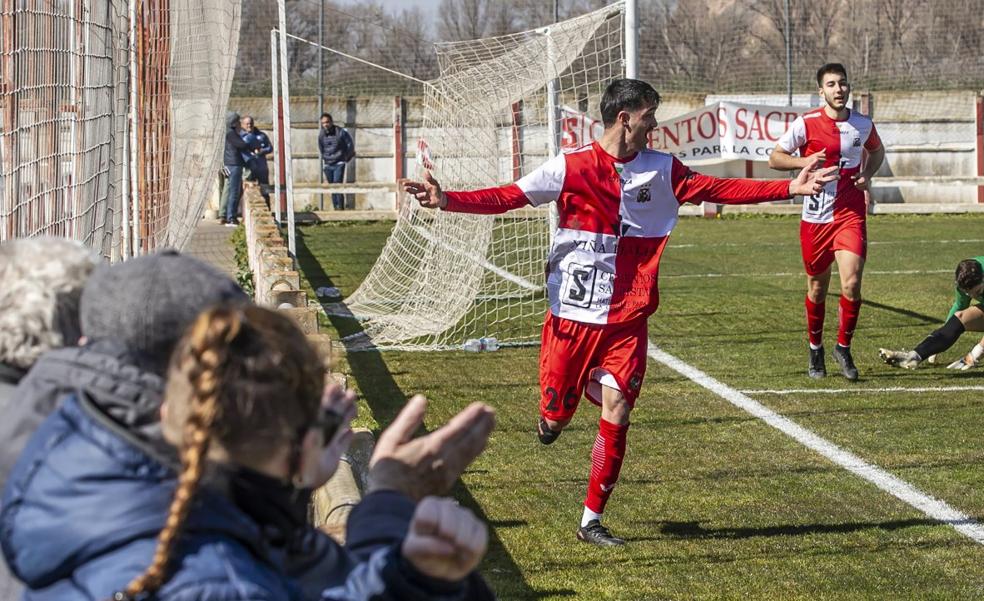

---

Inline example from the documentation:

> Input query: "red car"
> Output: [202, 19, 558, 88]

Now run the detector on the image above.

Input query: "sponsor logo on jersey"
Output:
[636, 184, 651, 203]
[562, 263, 597, 308]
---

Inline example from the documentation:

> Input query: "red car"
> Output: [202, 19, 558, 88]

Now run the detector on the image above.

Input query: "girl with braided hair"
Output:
[2, 304, 489, 601]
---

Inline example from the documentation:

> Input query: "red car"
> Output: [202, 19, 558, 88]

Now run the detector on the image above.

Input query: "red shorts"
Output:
[539, 311, 648, 424]
[799, 218, 867, 276]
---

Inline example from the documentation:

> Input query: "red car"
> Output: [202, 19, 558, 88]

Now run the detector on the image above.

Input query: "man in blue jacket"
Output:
[318, 113, 355, 210]
[242, 115, 273, 206]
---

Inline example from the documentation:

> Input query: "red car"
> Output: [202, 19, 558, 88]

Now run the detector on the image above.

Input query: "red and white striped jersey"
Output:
[777, 108, 881, 224]
[444, 141, 791, 325]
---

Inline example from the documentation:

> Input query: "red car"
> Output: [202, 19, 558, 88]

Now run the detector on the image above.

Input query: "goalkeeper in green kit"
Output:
[880, 257, 984, 370]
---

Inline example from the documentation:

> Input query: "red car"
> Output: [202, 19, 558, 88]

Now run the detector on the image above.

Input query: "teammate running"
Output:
[402, 79, 837, 546]
[880, 256, 984, 370]
[769, 63, 886, 381]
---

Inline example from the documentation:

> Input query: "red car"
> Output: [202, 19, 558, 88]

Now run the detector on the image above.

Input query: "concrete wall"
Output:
[216, 91, 981, 212]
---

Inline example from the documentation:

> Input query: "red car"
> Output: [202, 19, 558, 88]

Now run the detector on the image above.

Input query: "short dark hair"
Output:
[321, 112, 332, 121]
[955, 259, 983, 293]
[816, 63, 848, 87]
[600, 79, 661, 127]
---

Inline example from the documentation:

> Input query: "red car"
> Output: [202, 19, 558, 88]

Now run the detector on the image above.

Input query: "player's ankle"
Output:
[581, 506, 603, 527]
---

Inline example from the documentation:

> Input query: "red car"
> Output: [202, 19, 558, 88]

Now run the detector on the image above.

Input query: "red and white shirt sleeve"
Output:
[443, 153, 566, 213]
[670, 157, 791, 206]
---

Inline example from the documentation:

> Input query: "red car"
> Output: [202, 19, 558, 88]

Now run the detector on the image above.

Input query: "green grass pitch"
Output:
[295, 213, 984, 600]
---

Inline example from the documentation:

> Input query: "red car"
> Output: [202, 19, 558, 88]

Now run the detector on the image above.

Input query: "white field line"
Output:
[742, 385, 984, 395]
[668, 238, 984, 249]
[647, 344, 984, 545]
[661, 268, 950, 280]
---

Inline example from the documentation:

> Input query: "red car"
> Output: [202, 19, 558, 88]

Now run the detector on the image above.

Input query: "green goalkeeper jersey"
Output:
[947, 256, 984, 320]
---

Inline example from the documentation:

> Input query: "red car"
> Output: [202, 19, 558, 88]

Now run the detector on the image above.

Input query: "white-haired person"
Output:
[0, 236, 99, 600]
[0, 237, 99, 409]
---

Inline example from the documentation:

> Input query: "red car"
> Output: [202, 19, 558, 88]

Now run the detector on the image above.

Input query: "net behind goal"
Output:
[336, 3, 625, 351]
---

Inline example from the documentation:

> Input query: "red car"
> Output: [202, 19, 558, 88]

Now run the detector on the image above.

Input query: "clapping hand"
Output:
[367, 395, 495, 501]
[402, 496, 488, 582]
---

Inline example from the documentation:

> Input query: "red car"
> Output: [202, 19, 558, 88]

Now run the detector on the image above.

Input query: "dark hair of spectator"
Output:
[600, 79, 661, 127]
[321, 113, 332, 121]
[119, 305, 324, 599]
[955, 259, 984, 293]
[816, 63, 848, 86]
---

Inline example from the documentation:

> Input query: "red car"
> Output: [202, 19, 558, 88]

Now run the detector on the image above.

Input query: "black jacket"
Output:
[224, 113, 254, 167]
[318, 125, 355, 165]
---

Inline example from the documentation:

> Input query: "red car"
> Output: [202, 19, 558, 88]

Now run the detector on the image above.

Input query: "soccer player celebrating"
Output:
[769, 63, 886, 381]
[880, 256, 984, 370]
[403, 79, 836, 546]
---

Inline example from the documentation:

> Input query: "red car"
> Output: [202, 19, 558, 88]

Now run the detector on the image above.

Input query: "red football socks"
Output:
[805, 296, 825, 348]
[838, 296, 862, 348]
[584, 418, 629, 514]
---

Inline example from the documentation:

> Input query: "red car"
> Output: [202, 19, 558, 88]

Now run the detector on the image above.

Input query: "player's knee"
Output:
[806, 284, 826, 302]
[602, 396, 631, 423]
[955, 309, 977, 326]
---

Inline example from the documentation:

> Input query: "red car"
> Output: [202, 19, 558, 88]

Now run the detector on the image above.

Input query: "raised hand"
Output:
[401, 171, 447, 209]
[366, 395, 495, 501]
[402, 496, 488, 582]
[298, 383, 358, 489]
[789, 157, 839, 196]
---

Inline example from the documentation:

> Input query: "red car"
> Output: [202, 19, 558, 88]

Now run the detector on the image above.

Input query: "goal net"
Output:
[335, 3, 625, 350]
[0, 1, 240, 259]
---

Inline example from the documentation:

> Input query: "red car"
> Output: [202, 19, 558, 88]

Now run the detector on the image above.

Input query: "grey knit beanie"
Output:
[79, 250, 248, 375]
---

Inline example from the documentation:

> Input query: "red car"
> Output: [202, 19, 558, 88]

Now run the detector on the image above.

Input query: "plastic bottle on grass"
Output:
[480, 337, 499, 352]
[462, 338, 483, 352]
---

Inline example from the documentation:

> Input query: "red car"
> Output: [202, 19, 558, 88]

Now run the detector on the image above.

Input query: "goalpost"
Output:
[275, 3, 627, 351]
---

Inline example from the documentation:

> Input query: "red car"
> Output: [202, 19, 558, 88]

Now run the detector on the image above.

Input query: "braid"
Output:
[120, 308, 242, 599]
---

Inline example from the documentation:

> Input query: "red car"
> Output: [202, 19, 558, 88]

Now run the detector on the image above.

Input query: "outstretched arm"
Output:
[401, 171, 531, 215]
[402, 152, 565, 215]
[672, 157, 838, 205]
[769, 147, 827, 172]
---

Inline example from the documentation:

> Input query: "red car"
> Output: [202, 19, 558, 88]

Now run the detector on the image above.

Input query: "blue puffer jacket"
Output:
[0, 392, 478, 601]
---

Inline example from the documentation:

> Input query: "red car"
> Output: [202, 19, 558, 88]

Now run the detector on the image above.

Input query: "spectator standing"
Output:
[220, 112, 256, 226]
[241, 115, 273, 206]
[318, 112, 355, 211]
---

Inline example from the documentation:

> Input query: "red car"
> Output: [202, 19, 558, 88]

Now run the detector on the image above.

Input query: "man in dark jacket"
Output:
[242, 115, 273, 205]
[318, 113, 355, 211]
[220, 111, 257, 226]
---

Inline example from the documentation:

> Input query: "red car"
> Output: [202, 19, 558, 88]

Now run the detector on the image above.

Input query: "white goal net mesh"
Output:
[339, 3, 624, 350]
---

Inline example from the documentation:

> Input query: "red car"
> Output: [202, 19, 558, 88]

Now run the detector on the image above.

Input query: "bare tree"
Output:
[438, 0, 517, 41]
